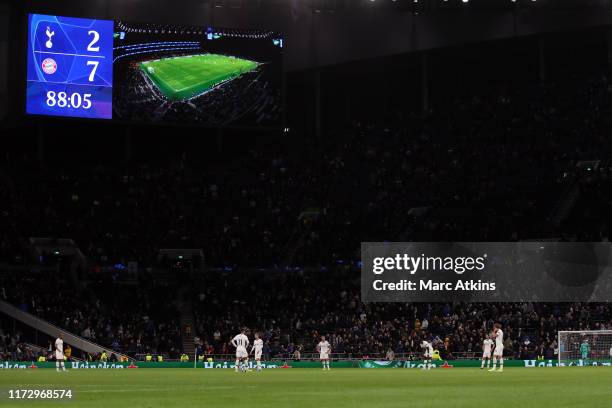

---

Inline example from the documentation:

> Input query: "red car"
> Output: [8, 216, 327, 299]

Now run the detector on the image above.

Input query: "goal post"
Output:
[558, 330, 612, 366]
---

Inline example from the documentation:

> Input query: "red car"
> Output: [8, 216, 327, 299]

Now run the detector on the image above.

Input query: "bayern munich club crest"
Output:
[41, 58, 57, 75]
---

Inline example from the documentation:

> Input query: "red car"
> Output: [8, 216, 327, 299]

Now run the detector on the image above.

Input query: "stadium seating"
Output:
[1, 69, 612, 361]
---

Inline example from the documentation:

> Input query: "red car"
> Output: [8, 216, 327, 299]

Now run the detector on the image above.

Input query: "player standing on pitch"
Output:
[231, 328, 250, 373]
[55, 335, 66, 372]
[421, 339, 433, 370]
[580, 339, 590, 366]
[252, 332, 264, 373]
[481, 335, 494, 369]
[488, 323, 504, 372]
[317, 335, 331, 370]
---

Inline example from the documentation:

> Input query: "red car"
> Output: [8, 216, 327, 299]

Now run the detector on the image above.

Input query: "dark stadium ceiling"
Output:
[6, 0, 611, 12]
[8, 0, 612, 71]
[205, 0, 612, 13]
[6, 0, 612, 14]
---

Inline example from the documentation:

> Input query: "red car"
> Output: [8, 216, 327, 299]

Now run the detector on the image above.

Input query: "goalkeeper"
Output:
[579, 340, 590, 366]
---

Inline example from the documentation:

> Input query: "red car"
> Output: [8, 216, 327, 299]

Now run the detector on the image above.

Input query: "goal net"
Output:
[558, 330, 612, 366]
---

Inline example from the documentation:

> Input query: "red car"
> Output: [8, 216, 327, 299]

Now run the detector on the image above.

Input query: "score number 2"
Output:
[86, 30, 100, 82]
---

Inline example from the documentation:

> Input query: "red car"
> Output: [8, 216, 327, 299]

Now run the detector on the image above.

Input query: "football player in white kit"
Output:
[317, 335, 331, 370]
[231, 328, 250, 373]
[488, 323, 504, 372]
[421, 339, 433, 370]
[55, 335, 66, 372]
[251, 332, 264, 373]
[481, 335, 494, 369]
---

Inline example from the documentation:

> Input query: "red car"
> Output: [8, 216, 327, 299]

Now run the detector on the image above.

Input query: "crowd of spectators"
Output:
[1, 65, 612, 360]
[0, 329, 36, 362]
[2, 263, 611, 361]
[3, 73, 612, 268]
[192, 267, 612, 360]
[0, 268, 182, 359]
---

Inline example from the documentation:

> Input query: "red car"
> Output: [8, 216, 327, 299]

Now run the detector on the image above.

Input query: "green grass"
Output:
[140, 54, 258, 101]
[1, 368, 611, 408]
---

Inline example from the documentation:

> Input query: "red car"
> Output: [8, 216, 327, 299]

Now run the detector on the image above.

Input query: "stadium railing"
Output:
[0, 300, 133, 362]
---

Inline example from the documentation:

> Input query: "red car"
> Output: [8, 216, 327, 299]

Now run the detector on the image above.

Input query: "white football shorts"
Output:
[236, 346, 248, 359]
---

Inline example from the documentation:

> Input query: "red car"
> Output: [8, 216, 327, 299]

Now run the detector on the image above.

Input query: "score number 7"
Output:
[86, 30, 101, 82]
[86, 61, 99, 82]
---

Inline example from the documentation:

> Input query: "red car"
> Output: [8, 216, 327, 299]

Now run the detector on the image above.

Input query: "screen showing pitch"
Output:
[25, 13, 284, 126]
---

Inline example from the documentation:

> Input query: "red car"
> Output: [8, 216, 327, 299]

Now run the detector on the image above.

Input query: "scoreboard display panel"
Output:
[25, 13, 284, 127]
[26, 14, 114, 119]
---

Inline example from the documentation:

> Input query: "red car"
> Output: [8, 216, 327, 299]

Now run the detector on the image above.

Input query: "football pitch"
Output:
[1, 368, 611, 408]
[140, 54, 259, 101]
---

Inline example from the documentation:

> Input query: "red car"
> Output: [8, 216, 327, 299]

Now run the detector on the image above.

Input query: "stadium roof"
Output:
[206, 0, 612, 13]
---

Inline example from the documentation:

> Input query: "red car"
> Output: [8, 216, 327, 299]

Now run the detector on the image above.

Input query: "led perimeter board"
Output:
[25, 13, 284, 126]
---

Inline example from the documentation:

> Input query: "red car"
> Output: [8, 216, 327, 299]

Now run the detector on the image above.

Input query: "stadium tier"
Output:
[140, 54, 259, 101]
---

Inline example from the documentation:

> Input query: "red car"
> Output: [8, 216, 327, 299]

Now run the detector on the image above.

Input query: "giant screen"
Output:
[26, 13, 284, 126]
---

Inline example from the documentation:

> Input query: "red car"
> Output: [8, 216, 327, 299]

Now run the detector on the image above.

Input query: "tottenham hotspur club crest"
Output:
[41, 58, 57, 75]
[45, 26, 55, 49]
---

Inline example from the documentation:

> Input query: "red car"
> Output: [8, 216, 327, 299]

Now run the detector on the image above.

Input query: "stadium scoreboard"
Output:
[26, 14, 114, 119]
[25, 13, 284, 126]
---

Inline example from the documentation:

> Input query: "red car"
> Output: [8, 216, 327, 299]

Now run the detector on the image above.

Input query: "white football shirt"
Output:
[483, 339, 493, 353]
[495, 330, 504, 348]
[422, 341, 433, 355]
[318, 341, 330, 354]
[232, 333, 249, 348]
[55, 338, 63, 353]
[253, 339, 263, 352]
